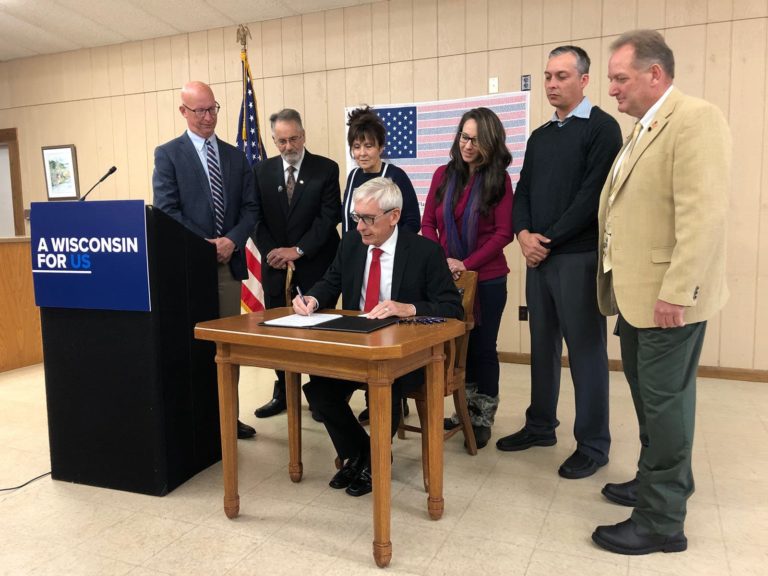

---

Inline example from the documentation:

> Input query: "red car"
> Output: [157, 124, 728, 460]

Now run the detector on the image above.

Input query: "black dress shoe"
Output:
[444, 418, 460, 431]
[496, 428, 556, 452]
[254, 397, 286, 418]
[602, 478, 639, 507]
[346, 464, 373, 497]
[329, 453, 366, 489]
[592, 518, 687, 555]
[558, 449, 605, 479]
[357, 408, 369, 424]
[237, 420, 256, 439]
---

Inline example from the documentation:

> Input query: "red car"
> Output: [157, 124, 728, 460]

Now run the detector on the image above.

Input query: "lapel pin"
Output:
[299, 180, 304, 185]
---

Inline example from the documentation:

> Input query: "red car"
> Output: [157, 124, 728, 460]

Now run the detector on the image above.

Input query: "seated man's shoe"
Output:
[444, 418, 460, 431]
[255, 380, 287, 418]
[329, 453, 366, 489]
[592, 518, 687, 555]
[602, 478, 639, 507]
[357, 408, 369, 424]
[254, 397, 286, 418]
[346, 464, 373, 497]
[237, 420, 256, 439]
[496, 428, 556, 452]
[403, 399, 410, 417]
[469, 425, 491, 449]
[558, 449, 605, 479]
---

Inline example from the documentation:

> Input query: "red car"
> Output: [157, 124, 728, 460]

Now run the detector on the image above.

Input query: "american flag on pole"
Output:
[345, 92, 529, 207]
[237, 47, 268, 313]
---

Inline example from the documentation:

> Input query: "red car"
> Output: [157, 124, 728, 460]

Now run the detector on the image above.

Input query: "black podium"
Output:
[38, 204, 222, 496]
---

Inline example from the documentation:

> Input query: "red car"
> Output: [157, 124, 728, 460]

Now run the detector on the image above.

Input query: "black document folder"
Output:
[312, 315, 398, 333]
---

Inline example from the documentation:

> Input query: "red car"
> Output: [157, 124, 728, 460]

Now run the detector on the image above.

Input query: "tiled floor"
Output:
[1, 362, 767, 575]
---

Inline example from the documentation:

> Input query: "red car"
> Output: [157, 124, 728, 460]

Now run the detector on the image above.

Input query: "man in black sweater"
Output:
[496, 46, 622, 480]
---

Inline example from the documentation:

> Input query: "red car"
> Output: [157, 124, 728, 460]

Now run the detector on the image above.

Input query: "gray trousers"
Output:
[523, 251, 610, 464]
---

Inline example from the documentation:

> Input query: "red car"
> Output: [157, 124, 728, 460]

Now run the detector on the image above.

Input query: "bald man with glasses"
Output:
[153, 80, 258, 440]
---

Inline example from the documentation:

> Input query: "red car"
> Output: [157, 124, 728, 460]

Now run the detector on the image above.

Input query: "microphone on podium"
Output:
[80, 166, 117, 201]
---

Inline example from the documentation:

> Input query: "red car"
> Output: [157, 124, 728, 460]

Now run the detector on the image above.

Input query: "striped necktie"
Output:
[205, 139, 225, 236]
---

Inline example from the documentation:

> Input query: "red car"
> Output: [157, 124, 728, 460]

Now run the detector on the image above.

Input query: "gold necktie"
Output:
[603, 122, 643, 273]
[611, 122, 643, 188]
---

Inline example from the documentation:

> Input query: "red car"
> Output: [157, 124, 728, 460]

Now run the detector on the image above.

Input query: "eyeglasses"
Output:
[273, 135, 303, 147]
[183, 103, 220, 118]
[350, 208, 395, 226]
[458, 132, 478, 146]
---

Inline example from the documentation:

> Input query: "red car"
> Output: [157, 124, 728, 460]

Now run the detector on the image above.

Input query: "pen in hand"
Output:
[296, 286, 311, 316]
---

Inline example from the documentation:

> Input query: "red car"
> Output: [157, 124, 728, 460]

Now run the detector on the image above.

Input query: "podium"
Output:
[32, 200, 222, 496]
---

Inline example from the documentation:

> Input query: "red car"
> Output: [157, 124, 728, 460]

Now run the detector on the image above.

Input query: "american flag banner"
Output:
[237, 47, 268, 313]
[345, 92, 529, 207]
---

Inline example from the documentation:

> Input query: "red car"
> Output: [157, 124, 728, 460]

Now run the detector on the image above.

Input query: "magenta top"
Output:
[421, 164, 514, 282]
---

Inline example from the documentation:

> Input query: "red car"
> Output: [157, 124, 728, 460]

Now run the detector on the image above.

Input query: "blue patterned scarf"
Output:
[442, 171, 483, 260]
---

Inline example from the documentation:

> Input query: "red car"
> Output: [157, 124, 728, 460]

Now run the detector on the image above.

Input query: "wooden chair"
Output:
[397, 270, 478, 489]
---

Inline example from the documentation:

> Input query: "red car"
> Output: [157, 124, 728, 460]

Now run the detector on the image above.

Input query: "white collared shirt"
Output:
[635, 84, 674, 146]
[611, 84, 674, 182]
[360, 226, 398, 311]
[186, 130, 219, 181]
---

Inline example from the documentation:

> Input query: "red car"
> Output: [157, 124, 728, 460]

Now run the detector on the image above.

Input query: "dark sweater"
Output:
[341, 162, 421, 234]
[513, 106, 622, 254]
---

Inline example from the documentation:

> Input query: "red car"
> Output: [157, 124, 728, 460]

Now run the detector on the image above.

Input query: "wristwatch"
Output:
[295, 246, 304, 257]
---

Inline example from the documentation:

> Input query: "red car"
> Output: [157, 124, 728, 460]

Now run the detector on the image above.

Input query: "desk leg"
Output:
[368, 378, 393, 568]
[216, 344, 239, 519]
[426, 344, 445, 520]
[285, 371, 303, 482]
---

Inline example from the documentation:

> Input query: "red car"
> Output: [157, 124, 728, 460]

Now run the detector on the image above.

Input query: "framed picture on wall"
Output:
[42, 145, 80, 200]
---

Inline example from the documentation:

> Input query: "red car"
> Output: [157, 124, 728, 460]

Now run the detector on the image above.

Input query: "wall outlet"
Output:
[488, 77, 499, 94]
[521, 74, 531, 91]
[518, 306, 528, 321]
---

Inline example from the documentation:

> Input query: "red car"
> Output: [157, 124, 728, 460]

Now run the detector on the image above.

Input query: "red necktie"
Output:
[364, 248, 383, 312]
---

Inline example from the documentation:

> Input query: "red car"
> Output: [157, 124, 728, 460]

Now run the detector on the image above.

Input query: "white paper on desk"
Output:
[262, 313, 343, 328]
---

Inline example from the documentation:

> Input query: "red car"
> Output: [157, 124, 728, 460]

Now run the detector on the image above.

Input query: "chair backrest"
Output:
[445, 271, 477, 394]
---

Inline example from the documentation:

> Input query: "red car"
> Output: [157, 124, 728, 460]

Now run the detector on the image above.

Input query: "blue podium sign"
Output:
[31, 200, 151, 311]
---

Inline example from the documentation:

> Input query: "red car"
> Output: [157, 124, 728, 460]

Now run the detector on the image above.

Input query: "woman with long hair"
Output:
[421, 107, 514, 448]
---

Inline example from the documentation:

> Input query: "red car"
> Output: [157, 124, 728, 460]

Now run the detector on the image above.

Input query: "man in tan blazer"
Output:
[592, 30, 731, 555]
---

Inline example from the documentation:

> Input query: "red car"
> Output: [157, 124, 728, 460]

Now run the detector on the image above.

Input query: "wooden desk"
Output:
[195, 308, 464, 568]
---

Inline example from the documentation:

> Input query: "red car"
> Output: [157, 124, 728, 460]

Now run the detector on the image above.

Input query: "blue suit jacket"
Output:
[152, 132, 257, 280]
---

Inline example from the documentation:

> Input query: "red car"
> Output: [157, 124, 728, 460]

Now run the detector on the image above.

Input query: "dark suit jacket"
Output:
[152, 132, 257, 280]
[308, 229, 463, 321]
[254, 150, 341, 305]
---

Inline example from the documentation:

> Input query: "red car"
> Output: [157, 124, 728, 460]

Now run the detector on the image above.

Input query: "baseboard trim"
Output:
[499, 353, 768, 383]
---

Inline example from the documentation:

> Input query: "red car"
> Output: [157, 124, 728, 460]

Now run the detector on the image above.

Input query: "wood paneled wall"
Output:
[0, 0, 766, 371]
[0, 239, 42, 372]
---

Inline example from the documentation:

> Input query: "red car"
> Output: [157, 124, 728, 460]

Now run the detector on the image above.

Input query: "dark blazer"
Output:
[308, 229, 463, 320]
[254, 150, 341, 305]
[152, 132, 257, 280]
